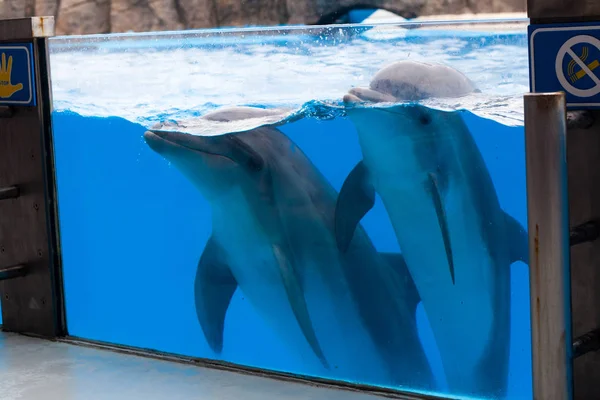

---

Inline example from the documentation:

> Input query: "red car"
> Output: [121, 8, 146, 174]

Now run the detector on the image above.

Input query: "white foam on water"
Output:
[48, 22, 529, 130]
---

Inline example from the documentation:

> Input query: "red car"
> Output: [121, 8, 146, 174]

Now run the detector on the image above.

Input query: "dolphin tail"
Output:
[272, 244, 330, 370]
[335, 161, 376, 253]
[194, 235, 238, 354]
[504, 212, 530, 265]
[379, 252, 422, 315]
[427, 172, 455, 285]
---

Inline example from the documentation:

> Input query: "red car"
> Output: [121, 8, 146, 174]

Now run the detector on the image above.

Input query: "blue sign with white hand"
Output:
[0, 43, 36, 106]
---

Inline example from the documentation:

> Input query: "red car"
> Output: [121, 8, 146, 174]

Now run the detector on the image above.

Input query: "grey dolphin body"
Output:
[336, 61, 529, 398]
[143, 106, 435, 389]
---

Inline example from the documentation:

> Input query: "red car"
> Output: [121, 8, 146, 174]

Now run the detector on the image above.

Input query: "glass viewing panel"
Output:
[48, 19, 532, 400]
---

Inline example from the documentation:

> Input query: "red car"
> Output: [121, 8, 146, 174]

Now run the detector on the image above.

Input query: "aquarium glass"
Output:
[48, 19, 532, 400]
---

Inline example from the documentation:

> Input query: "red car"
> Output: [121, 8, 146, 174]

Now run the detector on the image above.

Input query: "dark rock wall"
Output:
[7, 0, 525, 35]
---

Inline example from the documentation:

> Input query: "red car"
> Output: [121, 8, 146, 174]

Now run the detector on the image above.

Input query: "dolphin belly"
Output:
[212, 190, 390, 381]
[376, 176, 500, 388]
[211, 193, 327, 368]
[258, 198, 393, 382]
[300, 255, 392, 382]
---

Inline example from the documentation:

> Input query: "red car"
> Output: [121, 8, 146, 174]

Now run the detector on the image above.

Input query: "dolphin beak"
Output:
[144, 129, 202, 149]
[144, 129, 263, 172]
[144, 129, 223, 156]
[143, 130, 226, 162]
[343, 87, 397, 104]
[143, 130, 174, 154]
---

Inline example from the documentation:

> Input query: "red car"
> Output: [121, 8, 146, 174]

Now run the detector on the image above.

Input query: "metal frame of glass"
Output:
[0, 14, 579, 400]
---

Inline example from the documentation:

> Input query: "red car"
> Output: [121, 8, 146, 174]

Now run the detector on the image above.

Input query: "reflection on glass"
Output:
[49, 20, 532, 400]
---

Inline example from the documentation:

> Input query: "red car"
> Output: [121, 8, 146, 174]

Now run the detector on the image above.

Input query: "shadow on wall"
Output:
[4, 0, 525, 35]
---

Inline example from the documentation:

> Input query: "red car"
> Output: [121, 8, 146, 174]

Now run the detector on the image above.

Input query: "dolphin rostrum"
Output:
[336, 60, 529, 398]
[143, 106, 436, 390]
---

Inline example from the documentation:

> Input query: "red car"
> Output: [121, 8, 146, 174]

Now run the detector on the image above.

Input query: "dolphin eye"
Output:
[419, 113, 432, 125]
[247, 158, 263, 172]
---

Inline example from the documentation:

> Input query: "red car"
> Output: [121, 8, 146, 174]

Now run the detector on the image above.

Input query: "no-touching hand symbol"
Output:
[0, 53, 23, 98]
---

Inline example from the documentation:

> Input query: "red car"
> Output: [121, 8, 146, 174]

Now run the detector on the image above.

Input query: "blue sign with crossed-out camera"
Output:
[0, 43, 36, 106]
[529, 22, 600, 109]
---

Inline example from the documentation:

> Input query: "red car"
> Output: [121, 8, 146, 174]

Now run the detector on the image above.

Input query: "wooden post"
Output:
[528, 2, 600, 399]
[528, 0, 600, 24]
[524, 92, 573, 400]
[0, 17, 65, 338]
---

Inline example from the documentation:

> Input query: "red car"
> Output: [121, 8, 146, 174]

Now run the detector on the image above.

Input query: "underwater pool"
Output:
[42, 20, 531, 400]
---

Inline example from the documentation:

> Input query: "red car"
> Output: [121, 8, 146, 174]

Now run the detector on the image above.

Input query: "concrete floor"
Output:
[0, 332, 387, 400]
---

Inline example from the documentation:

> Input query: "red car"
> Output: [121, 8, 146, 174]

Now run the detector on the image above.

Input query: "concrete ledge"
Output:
[0, 17, 55, 42]
[0, 332, 387, 400]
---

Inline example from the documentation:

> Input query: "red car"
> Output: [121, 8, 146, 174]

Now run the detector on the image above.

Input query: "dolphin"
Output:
[335, 60, 529, 398]
[143, 106, 436, 390]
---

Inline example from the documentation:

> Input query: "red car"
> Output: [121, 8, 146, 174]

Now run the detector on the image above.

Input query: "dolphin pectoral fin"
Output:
[379, 252, 422, 316]
[504, 212, 530, 265]
[335, 161, 376, 253]
[272, 245, 330, 370]
[194, 236, 238, 354]
[427, 173, 455, 285]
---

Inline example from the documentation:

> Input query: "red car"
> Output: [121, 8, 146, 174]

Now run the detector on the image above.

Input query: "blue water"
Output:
[48, 21, 532, 400]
